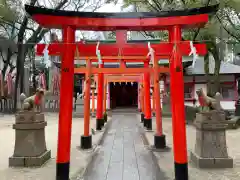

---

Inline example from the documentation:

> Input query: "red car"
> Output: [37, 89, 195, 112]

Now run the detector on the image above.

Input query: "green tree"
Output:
[0, 0, 16, 23]
[107, 0, 240, 97]
[0, 0, 104, 111]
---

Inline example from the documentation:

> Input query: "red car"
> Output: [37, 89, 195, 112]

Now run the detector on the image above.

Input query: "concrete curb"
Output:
[70, 119, 113, 180]
[137, 120, 169, 179]
[136, 117, 160, 166]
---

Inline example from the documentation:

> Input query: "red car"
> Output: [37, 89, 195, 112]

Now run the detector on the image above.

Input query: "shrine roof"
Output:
[186, 57, 240, 75]
[25, 4, 218, 31]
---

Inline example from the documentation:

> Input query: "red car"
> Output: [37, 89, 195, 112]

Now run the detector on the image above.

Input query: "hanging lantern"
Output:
[131, 82, 134, 86]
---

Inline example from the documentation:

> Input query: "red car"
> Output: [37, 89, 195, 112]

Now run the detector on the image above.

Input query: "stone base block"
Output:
[154, 134, 166, 149]
[140, 113, 144, 123]
[144, 119, 152, 130]
[9, 150, 51, 167]
[227, 121, 238, 129]
[96, 119, 104, 130]
[104, 113, 108, 123]
[190, 152, 233, 168]
[81, 135, 92, 149]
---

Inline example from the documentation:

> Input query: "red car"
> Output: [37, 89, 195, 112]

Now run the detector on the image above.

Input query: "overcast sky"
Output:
[97, 1, 123, 12]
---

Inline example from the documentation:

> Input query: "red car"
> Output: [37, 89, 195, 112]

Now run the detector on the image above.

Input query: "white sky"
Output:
[97, 1, 123, 12]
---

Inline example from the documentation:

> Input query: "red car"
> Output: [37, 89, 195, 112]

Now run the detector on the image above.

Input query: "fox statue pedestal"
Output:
[190, 110, 233, 168]
[9, 111, 51, 167]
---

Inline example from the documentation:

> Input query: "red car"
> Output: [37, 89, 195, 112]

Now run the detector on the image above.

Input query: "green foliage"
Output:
[225, 0, 240, 11]
[107, 31, 116, 39]
[0, 0, 16, 23]
[106, 0, 240, 96]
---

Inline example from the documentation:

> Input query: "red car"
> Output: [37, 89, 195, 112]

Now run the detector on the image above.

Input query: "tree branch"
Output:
[216, 14, 240, 41]
[192, 0, 212, 41]
[225, 13, 240, 31]
[145, 0, 160, 12]
[151, 0, 162, 11]
[18, 0, 38, 42]
[25, 0, 68, 51]
[0, 24, 11, 38]
[0, 50, 6, 63]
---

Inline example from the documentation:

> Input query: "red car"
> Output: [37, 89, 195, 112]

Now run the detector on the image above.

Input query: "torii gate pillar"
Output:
[170, 26, 188, 180]
[56, 26, 75, 180]
[96, 63, 104, 130]
[143, 62, 152, 130]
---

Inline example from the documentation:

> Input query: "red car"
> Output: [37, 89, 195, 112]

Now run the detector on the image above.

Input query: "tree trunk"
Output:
[204, 52, 212, 96]
[2, 48, 13, 79]
[212, 44, 221, 96]
[212, 49, 221, 96]
[204, 43, 221, 98]
[13, 44, 26, 111]
[31, 50, 37, 92]
[20, 61, 25, 93]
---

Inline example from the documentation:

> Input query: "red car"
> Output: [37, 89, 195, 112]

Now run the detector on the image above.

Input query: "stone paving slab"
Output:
[139, 114, 240, 180]
[0, 113, 111, 180]
[81, 114, 166, 180]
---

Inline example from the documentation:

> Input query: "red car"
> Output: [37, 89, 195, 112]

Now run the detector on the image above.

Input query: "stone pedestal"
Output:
[190, 110, 233, 168]
[9, 111, 51, 167]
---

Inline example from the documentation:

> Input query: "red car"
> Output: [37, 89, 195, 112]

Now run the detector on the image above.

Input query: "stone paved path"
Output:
[82, 113, 165, 180]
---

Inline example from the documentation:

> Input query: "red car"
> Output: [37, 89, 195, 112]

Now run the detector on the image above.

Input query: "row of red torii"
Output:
[27, 4, 218, 180]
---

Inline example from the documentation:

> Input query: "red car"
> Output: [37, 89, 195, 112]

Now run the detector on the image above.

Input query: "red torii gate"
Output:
[26, 4, 217, 180]
[37, 31, 207, 131]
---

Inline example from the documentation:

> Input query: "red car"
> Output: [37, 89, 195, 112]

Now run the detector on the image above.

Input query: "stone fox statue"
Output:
[196, 88, 223, 111]
[21, 88, 45, 111]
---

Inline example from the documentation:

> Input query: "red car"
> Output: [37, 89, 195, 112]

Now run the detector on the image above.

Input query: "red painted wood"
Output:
[32, 14, 208, 31]
[143, 62, 151, 119]
[116, 31, 127, 46]
[96, 64, 104, 119]
[169, 26, 188, 164]
[56, 27, 75, 164]
[36, 42, 207, 57]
